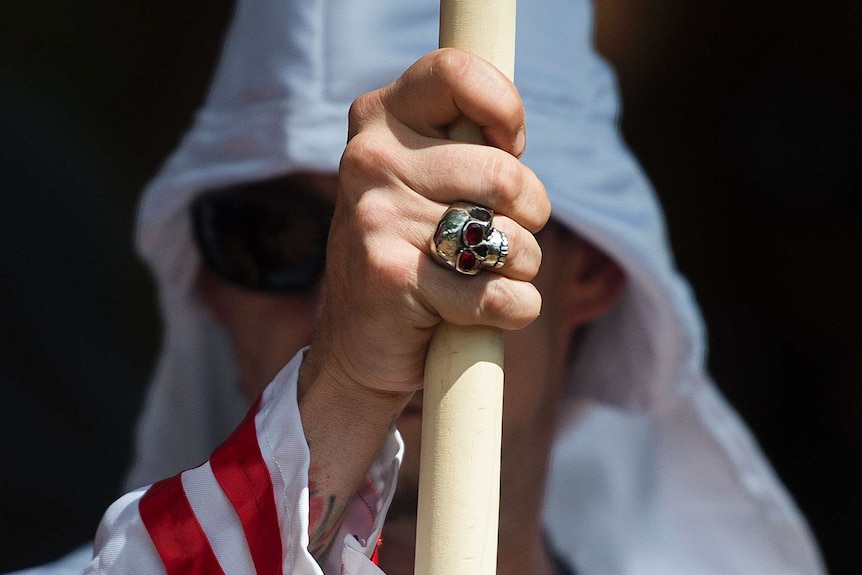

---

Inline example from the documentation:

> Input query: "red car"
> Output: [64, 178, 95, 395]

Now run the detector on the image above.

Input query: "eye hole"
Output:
[192, 174, 334, 292]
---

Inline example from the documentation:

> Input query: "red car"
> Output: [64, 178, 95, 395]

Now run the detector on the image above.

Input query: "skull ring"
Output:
[432, 202, 508, 275]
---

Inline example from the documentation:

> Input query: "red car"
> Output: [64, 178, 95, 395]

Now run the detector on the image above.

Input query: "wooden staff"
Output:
[415, 2, 516, 574]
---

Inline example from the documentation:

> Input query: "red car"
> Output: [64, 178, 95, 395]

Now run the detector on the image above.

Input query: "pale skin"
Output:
[199, 48, 624, 574]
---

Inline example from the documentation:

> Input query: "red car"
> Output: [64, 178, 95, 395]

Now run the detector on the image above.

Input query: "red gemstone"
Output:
[457, 250, 478, 272]
[464, 222, 484, 246]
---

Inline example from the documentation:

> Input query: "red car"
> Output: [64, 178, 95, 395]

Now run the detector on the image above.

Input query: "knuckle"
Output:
[351, 192, 388, 234]
[430, 48, 472, 85]
[347, 92, 379, 131]
[339, 202, 415, 295]
[483, 154, 522, 207]
[365, 242, 416, 296]
[340, 132, 394, 185]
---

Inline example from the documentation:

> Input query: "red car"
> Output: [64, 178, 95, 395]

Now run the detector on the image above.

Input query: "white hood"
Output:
[126, 0, 825, 573]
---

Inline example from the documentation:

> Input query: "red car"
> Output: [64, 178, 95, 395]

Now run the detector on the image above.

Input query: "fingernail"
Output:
[515, 125, 526, 156]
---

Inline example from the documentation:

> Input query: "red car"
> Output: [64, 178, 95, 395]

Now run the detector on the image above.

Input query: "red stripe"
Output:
[210, 398, 283, 575]
[371, 534, 382, 565]
[139, 474, 226, 575]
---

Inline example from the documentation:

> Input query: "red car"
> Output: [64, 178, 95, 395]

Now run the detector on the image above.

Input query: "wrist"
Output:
[298, 345, 415, 416]
[297, 346, 412, 564]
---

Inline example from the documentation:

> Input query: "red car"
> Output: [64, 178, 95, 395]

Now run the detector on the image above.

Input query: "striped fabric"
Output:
[139, 397, 286, 574]
[85, 354, 399, 575]
[139, 475, 227, 575]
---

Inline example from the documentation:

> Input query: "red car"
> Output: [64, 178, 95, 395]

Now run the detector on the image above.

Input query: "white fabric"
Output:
[12, 0, 825, 573]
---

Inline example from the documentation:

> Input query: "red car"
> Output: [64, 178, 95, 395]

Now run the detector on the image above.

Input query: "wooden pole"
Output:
[414, 2, 515, 574]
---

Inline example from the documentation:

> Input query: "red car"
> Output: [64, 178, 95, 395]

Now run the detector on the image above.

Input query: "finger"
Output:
[335, 187, 541, 283]
[415, 260, 543, 332]
[399, 140, 551, 233]
[378, 49, 526, 157]
[469, 214, 542, 282]
[340, 128, 550, 233]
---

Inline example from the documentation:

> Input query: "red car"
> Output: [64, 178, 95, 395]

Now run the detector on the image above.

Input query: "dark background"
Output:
[1, 0, 859, 572]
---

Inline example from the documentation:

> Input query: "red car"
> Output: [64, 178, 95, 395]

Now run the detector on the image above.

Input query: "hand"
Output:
[297, 48, 550, 564]
[308, 48, 550, 397]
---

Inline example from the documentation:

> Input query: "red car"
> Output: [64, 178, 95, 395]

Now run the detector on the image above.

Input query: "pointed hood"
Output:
[128, 1, 825, 573]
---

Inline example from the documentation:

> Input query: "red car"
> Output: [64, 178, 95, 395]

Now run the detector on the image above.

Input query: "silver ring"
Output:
[432, 202, 509, 275]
